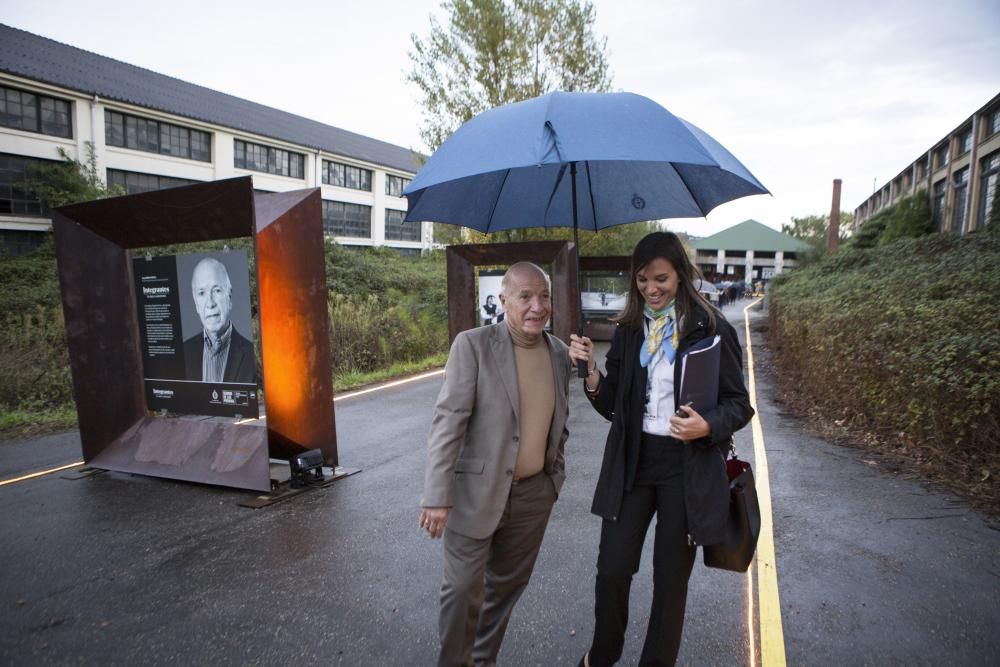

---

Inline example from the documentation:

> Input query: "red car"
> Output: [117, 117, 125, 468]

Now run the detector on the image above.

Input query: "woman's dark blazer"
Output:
[586, 305, 754, 546]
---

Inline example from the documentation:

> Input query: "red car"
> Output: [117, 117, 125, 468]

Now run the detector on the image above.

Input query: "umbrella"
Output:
[403, 90, 768, 375]
[694, 279, 719, 293]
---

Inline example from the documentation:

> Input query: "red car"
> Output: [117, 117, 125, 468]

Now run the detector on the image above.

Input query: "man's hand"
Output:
[419, 507, 450, 539]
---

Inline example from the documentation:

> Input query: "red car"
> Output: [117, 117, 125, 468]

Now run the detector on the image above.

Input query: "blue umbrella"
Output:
[403, 91, 768, 232]
[403, 90, 768, 375]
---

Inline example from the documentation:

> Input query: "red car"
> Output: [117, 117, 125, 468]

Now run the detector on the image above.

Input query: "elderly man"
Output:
[182, 257, 255, 384]
[420, 261, 572, 667]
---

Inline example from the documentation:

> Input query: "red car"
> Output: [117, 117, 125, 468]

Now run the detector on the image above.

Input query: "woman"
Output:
[568, 231, 754, 666]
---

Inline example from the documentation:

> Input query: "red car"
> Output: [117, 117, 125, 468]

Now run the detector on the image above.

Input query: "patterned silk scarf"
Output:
[639, 301, 678, 367]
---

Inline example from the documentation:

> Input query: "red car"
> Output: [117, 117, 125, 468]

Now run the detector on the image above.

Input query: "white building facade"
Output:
[0, 24, 427, 256]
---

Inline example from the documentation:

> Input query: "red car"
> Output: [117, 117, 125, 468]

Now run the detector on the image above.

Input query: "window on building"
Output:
[916, 156, 928, 181]
[951, 167, 969, 232]
[957, 127, 973, 156]
[321, 160, 372, 191]
[106, 168, 198, 195]
[934, 143, 949, 170]
[322, 200, 371, 237]
[755, 251, 776, 259]
[977, 150, 1000, 230]
[986, 108, 1000, 138]
[932, 180, 946, 229]
[105, 111, 211, 162]
[724, 250, 745, 258]
[234, 140, 304, 178]
[385, 208, 420, 241]
[386, 174, 410, 197]
[0, 85, 72, 138]
[0, 153, 59, 215]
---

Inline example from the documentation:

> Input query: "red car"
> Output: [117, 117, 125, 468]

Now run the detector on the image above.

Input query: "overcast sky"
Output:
[2, 0, 998, 235]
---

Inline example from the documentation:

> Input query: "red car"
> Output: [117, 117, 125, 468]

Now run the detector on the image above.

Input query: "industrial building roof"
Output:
[0, 24, 422, 174]
[692, 219, 812, 252]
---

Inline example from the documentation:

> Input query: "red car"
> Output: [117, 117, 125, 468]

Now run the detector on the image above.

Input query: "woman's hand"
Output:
[568, 334, 595, 369]
[669, 404, 710, 441]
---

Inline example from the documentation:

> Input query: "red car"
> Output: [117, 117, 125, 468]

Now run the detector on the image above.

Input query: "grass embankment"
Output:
[767, 228, 1000, 513]
[0, 239, 450, 440]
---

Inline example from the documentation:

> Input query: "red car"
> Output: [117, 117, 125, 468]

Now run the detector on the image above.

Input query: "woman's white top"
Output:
[642, 314, 676, 436]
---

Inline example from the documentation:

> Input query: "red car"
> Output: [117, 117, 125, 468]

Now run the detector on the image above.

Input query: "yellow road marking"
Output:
[743, 298, 786, 666]
[334, 369, 445, 402]
[0, 460, 85, 487]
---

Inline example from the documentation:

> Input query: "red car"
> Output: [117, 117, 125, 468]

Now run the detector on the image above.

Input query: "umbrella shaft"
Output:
[571, 162, 588, 379]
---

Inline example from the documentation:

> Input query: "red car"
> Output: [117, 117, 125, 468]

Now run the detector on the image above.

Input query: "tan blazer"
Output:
[422, 323, 571, 539]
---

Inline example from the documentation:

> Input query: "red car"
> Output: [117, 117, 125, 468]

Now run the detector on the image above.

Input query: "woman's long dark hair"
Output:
[613, 231, 716, 336]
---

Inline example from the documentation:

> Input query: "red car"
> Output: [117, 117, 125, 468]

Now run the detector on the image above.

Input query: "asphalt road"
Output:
[1, 303, 997, 665]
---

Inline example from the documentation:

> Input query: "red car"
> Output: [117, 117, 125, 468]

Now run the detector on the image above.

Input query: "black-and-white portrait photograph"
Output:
[176, 251, 256, 385]
[477, 269, 505, 326]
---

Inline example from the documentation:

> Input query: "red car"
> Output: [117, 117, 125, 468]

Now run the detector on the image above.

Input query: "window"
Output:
[957, 127, 972, 156]
[386, 174, 410, 197]
[916, 156, 928, 181]
[385, 208, 420, 241]
[322, 160, 372, 191]
[987, 108, 1000, 138]
[0, 85, 72, 138]
[322, 200, 371, 237]
[0, 153, 59, 215]
[932, 180, 946, 229]
[951, 167, 969, 232]
[934, 143, 949, 170]
[105, 111, 211, 162]
[106, 168, 198, 195]
[978, 150, 1000, 230]
[234, 140, 304, 178]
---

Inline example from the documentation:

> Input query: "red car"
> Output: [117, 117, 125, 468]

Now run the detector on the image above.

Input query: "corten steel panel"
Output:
[53, 213, 146, 461]
[580, 256, 631, 273]
[91, 417, 271, 492]
[446, 241, 579, 345]
[56, 176, 256, 248]
[51, 177, 275, 491]
[255, 189, 338, 466]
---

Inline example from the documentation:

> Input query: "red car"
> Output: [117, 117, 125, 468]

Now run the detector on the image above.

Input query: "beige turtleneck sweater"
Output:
[509, 324, 555, 479]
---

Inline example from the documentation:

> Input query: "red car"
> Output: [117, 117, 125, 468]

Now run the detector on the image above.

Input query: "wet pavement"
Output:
[1, 302, 997, 665]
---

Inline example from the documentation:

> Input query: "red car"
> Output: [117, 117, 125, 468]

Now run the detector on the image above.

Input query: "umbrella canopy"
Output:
[403, 91, 768, 232]
[694, 278, 719, 293]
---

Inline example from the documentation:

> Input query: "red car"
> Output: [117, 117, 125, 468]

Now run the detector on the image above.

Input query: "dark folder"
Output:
[678, 335, 721, 414]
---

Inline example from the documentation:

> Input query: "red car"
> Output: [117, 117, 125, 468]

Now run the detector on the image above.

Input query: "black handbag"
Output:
[703, 451, 761, 572]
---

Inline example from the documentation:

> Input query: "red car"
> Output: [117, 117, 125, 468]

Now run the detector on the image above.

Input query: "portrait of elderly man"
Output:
[182, 257, 255, 384]
[420, 261, 572, 667]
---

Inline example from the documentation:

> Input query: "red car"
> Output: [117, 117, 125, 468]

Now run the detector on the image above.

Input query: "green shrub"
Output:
[850, 192, 934, 249]
[768, 230, 1000, 504]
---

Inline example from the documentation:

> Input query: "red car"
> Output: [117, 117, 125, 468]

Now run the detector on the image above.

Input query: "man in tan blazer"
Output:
[420, 262, 572, 667]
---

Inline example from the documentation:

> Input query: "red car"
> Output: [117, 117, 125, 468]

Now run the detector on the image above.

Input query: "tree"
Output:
[410, 1, 622, 247]
[21, 142, 124, 209]
[782, 212, 854, 252]
[408, 0, 612, 152]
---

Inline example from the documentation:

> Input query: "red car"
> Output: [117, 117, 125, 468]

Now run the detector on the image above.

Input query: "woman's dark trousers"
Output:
[588, 438, 696, 666]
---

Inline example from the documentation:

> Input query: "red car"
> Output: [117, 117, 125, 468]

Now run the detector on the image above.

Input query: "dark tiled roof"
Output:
[0, 24, 422, 174]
